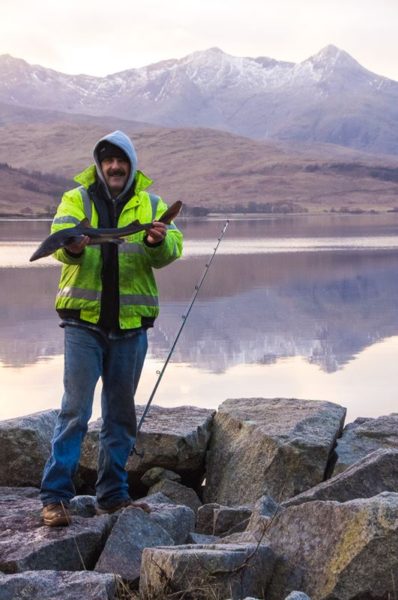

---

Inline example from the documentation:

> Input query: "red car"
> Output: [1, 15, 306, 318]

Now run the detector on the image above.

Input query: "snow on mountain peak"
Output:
[305, 44, 363, 70]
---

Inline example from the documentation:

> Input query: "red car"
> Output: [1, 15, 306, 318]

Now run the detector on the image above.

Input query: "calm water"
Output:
[2, 214, 398, 424]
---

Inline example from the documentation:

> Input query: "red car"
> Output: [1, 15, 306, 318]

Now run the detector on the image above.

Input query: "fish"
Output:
[29, 200, 182, 262]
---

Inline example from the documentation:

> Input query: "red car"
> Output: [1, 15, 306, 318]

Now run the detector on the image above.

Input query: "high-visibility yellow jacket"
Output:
[51, 165, 183, 330]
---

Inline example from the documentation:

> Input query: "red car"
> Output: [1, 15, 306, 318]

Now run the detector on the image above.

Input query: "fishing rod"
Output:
[132, 219, 229, 455]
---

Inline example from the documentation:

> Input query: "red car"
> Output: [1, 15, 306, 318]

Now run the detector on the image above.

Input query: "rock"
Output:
[284, 593, 312, 600]
[0, 570, 120, 599]
[0, 486, 39, 497]
[195, 502, 221, 534]
[0, 410, 58, 487]
[205, 398, 346, 504]
[0, 487, 112, 573]
[249, 495, 280, 522]
[219, 530, 260, 545]
[144, 491, 177, 505]
[148, 501, 195, 544]
[197, 498, 278, 541]
[246, 495, 281, 538]
[79, 405, 214, 496]
[141, 466, 182, 487]
[147, 479, 202, 514]
[213, 505, 252, 536]
[283, 448, 398, 507]
[334, 413, 398, 474]
[69, 495, 97, 517]
[187, 532, 220, 544]
[139, 543, 276, 600]
[0, 486, 41, 518]
[220, 516, 251, 537]
[95, 506, 174, 583]
[0, 486, 40, 516]
[265, 492, 398, 599]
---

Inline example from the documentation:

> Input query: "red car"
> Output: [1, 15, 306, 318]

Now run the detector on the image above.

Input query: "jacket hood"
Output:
[93, 130, 138, 200]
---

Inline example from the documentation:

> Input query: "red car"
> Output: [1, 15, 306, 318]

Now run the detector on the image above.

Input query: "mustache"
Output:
[107, 169, 127, 177]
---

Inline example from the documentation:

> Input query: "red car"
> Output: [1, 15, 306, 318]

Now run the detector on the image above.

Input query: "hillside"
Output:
[0, 163, 72, 216]
[1, 113, 398, 216]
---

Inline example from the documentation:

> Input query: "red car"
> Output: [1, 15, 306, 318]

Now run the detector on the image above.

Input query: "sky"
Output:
[1, 0, 398, 80]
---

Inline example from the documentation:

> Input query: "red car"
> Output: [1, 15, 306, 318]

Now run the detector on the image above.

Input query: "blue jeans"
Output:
[40, 325, 148, 508]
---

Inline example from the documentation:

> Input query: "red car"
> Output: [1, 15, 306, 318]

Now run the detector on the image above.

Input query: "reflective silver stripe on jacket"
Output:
[120, 294, 159, 307]
[149, 193, 179, 231]
[52, 216, 81, 225]
[56, 287, 158, 306]
[56, 287, 101, 301]
[148, 193, 160, 220]
[78, 186, 92, 222]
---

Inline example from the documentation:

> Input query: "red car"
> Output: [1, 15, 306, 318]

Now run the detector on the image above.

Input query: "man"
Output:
[40, 130, 183, 526]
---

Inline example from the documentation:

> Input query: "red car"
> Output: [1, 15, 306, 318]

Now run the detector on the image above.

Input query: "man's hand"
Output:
[146, 222, 167, 245]
[65, 235, 90, 255]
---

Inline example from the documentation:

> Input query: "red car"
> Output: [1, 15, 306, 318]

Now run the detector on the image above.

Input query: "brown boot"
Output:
[42, 502, 71, 527]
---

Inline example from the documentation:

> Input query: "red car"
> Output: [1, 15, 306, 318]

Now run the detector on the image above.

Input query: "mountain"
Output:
[1, 112, 398, 216]
[1, 46, 398, 155]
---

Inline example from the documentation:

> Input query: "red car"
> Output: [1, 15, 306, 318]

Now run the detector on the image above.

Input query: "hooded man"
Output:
[40, 130, 183, 526]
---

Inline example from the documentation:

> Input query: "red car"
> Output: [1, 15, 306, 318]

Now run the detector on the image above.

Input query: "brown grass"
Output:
[1, 117, 398, 216]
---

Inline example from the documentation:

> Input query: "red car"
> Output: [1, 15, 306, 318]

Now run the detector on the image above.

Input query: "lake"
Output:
[2, 213, 398, 424]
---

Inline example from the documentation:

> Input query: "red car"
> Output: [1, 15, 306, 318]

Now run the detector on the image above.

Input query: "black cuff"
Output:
[144, 236, 163, 248]
[65, 248, 84, 258]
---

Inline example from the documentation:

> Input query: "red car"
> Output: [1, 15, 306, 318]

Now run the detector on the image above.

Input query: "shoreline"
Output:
[0, 209, 396, 222]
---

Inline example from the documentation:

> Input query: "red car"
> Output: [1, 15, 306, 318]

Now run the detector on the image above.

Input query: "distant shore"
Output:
[0, 208, 396, 221]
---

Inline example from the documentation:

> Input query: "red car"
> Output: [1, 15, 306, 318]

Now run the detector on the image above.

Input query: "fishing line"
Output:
[132, 219, 229, 456]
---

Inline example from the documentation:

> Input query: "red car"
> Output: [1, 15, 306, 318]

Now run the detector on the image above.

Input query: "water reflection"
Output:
[2, 246, 398, 372]
[2, 216, 398, 422]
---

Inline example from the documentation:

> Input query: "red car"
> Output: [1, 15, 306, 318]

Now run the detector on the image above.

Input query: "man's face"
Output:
[101, 157, 130, 196]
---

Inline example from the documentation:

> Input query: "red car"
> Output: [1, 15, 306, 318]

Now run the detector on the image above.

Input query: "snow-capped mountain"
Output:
[1, 45, 398, 155]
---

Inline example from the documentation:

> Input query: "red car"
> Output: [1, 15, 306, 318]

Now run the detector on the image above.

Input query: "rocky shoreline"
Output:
[1, 397, 398, 599]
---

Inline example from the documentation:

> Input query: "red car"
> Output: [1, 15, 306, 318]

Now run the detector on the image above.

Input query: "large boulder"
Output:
[246, 495, 281, 539]
[204, 398, 346, 505]
[147, 479, 202, 514]
[283, 448, 398, 507]
[140, 466, 182, 487]
[0, 571, 120, 600]
[69, 494, 97, 517]
[265, 492, 398, 599]
[79, 405, 214, 496]
[139, 543, 276, 600]
[213, 505, 253, 536]
[334, 413, 398, 474]
[0, 487, 112, 573]
[195, 503, 252, 537]
[196, 503, 222, 534]
[0, 486, 39, 508]
[95, 506, 174, 583]
[0, 410, 58, 487]
[146, 498, 196, 544]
